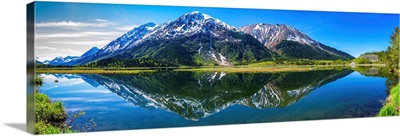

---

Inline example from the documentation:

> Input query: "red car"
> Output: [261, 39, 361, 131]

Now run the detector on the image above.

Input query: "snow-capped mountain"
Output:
[36, 60, 43, 65]
[48, 56, 80, 65]
[59, 11, 353, 66]
[36, 60, 49, 65]
[239, 23, 354, 60]
[85, 11, 274, 66]
[80, 46, 99, 58]
[240, 23, 315, 49]
[129, 11, 245, 66]
[42, 60, 50, 65]
[43, 46, 99, 66]
[142, 11, 235, 40]
[96, 22, 157, 56]
[72, 23, 158, 65]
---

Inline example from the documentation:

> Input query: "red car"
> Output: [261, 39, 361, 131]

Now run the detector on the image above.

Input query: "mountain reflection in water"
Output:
[50, 70, 352, 121]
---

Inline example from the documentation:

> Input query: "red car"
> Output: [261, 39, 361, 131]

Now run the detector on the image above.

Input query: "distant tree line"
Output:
[359, 27, 399, 72]
[273, 59, 348, 65]
[352, 57, 372, 64]
[36, 64, 74, 68]
[83, 57, 181, 67]
[361, 51, 387, 62]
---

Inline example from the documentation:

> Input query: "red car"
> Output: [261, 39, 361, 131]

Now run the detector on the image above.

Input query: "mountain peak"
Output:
[42, 60, 50, 64]
[48, 55, 79, 65]
[81, 46, 100, 58]
[184, 11, 213, 20]
[65, 56, 79, 59]
[240, 23, 354, 60]
[189, 11, 200, 14]
[178, 11, 213, 23]
[166, 11, 234, 33]
[143, 22, 156, 26]
[88, 46, 100, 51]
[240, 23, 314, 48]
[55, 56, 63, 59]
[139, 22, 156, 29]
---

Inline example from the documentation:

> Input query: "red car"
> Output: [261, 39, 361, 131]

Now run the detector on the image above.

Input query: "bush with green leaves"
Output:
[35, 92, 96, 134]
[35, 76, 42, 85]
[352, 57, 372, 64]
[35, 95, 67, 123]
[35, 121, 73, 134]
[34, 92, 71, 134]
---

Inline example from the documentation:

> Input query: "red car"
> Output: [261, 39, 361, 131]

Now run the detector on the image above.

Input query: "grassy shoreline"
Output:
[35, 91, 74, 134]
[36, 65, 354, 74]
[174, 67, 314, 73]
[36, 69, 156, 74]
[378, 83, 400, 116]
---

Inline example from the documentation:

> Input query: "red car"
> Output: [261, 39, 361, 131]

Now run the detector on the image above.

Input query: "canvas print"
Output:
[28, 1, 400, 134]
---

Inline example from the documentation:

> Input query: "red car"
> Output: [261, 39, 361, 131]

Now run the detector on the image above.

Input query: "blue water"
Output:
[38, 70, 388, 131]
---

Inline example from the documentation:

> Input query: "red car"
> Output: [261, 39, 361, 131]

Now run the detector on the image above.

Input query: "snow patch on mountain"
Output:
[97, 22, 157, 56]
[240, 23, 319, 49]
[47, 56, 80, 65]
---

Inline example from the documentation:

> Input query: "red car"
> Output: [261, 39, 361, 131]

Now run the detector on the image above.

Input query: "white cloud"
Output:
[35, 20, 126, 61]
[116, 25, 139, 31]
[36, 46, 81, 54]
[36, 46, 56, 50]
[60, 48, 82, 54]
[36, 20, 113, 28]
[48, 40, 111, 45]
[36, 31, 122, 39]
[94, 19, 109, 22]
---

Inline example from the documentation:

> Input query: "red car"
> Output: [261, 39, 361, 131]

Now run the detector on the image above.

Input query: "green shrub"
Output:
[353, 57, 372, 64]
[35, 93, 67, 123]
[34, 92, 70, 134]
[34, 92, 95, 134]
[35, 76, 42, 85]
[35, 121, 63, 134]
[35, 121, 74, 134]
[35, 93, 50, 103]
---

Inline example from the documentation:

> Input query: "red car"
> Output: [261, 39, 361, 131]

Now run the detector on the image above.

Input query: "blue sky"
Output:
[35, 2, 399, 61]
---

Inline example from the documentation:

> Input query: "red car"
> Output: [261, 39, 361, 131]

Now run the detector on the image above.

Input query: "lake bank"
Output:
[174, 67, 314, 73]
[378, 83, 400, 116]
[36, 69, 156, 74]
[36, 65, 353, 74]
[35, 91, 73, 134]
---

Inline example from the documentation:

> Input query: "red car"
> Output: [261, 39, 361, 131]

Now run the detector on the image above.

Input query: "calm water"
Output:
[38, 69, 388, 131]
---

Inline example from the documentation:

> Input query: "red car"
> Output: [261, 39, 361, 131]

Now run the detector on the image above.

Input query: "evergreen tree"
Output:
[386, 27, 399, 72]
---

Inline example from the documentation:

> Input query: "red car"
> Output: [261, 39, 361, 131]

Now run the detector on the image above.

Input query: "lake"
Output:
[37, 69, 390, 131]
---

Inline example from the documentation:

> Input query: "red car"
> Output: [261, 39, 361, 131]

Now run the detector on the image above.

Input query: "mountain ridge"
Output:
[84, 11, 276, 66]
[40, 11, 354, 66]
[40, 46, 99, 66]
[239, 23, 354, 60]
